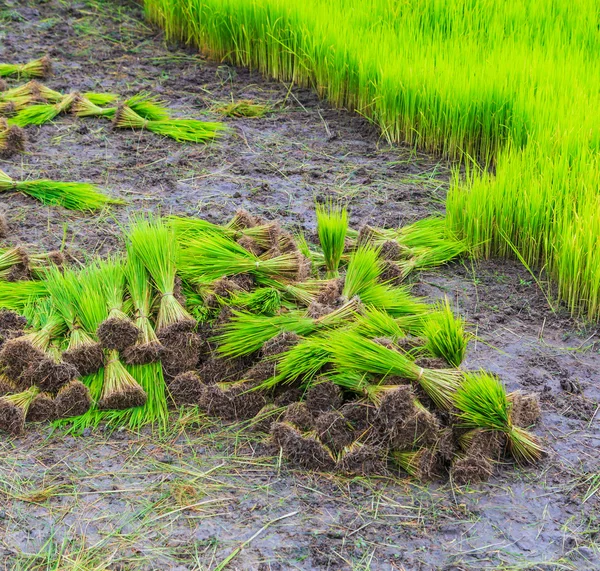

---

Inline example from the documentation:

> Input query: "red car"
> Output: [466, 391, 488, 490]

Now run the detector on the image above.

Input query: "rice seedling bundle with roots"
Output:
[0, 56, 52, 79]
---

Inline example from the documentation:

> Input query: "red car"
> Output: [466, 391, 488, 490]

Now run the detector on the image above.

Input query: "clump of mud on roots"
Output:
[340, 400, 375, 433]
[451, 453, 494, 485]
[0, 398, 25, 434]
[397, 448, 441, 481]
[197, 354, 254, 384]
[510, 392, 541, 427]
[273, 386, 303, 407]
[380, 261, 403, 285]
[375, 385, 415, 429]
[338, 442, 386, 476]
[27, 392, 57, 422]
[200, 382, 265, 421]
[315, 410, 355, 453]
[460, 428, 506, 461]
[0, 376, 15, 396]
[159, 329, 202, 378]
[121, 339, 162, 366]
[271, 421, 336, 471]
[55, 380, 92, 418]
[97, 316, 140, 352]
[316, 278, 344, 306]
[0, 309, 27, 332]
[305, 380, 343, 415]
[244, 360, 277, 383]
[283, 402, 314, 431]
[388, 404, 441, 450]
[380, 240, 403, 261]
[261, 331, 300, 358]
[63, 342, 104, 376]
[0, 213, 7, 238]
[168, 371, 205, 405]
[0, 338, 45, 383]
[20, 358, 78, 394]
[98, 384, 147, 411]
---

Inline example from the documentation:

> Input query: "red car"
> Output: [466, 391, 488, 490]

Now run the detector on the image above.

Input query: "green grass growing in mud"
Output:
[141, 0, 600, 320]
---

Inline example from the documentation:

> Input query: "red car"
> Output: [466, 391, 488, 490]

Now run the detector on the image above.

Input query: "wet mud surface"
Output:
[0, 0, 599, 569]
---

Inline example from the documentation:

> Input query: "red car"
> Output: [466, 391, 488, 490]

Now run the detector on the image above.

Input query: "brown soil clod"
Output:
[314, 410, 355, 453]
[63, 343, 105, 376]
[340, 400, 375, 433]
[451, 453, 494, 485]
[375, 385, 415, 429]
[98, 385, 147, 410]
[168, 371, 205, 405]
[0, 376, 16, 396]
[0, 400, 25, 435]
[0, 339, 45, 383]
[55, 380, 92, 418]
[509, 392, 541, 427]
[27, 392, 57, 423]
[197, 354, 254, 385]
[282, 402, 314, 432]
[460, 429, 506, 461]
[270, 422, 336, 471]
[261, 331, 300, 357]
[97, 317, 140, 352]
[251, 403, 282, 433]
[244, 359, 277, 383]
[0, 310, 27, 332]
[338, 442, 387, 475]
[159, 330, 202, 378]
[380, 261, 404, 284]
[121, 340, 163, 366]
[229, 382, 267, 420]
[22, 359, 78, 394]
[305, 380, 343, 415]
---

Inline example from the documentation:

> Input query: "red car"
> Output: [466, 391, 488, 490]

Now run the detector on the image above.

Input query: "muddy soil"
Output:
[0, 0, 599, 569]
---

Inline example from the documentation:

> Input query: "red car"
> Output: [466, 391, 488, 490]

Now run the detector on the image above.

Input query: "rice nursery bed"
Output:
[0, 1, 599, 570]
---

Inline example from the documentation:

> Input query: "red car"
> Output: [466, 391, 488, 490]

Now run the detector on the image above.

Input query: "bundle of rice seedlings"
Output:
[0, 118, 25, 156]
[0, 96, 33, 115]
[0, 246, 29, 281]
[96, 259, 140, 352]
[393, 447, 441, 481]
[124, 92, 170, 121]
[216, 298, 359, 359]
[0, 80, 45, 102]
[458, 428, 506, 461]
[0, 279, 47, 312]
[44, 267, 104, 376]
[338, 441, 386, 475]
[178, 232, 306, 283]
[98, 350, 147, 410]
[423, 297, 468, 367]
[73, 92, 169, 121]
[122, 254, 162, 365]
[10, 92, 77, 127]
[114, 105, 224, 143]
[229, 287, 282, 315]
[71, 96, 115, 119]
[270, 421, 336, 471]
[0, 385, 39, 434]
[0, 168, 123, 211]
[20, 344, 78, 394]
[352, 307, 429, 341]
[55, 379, 92, 419]
[213, 99, 270, 118]
[27, 391, 57, 423]
[255, 276, 319, 306]
[453, 371, 544, 464]
[326, 330, 461, 409]
[28, 250, 65, 279]
[316, 201, 348, 278]
[0, 56, 52, 79]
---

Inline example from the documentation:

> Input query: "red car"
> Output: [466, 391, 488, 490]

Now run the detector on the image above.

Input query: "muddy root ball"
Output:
[306, 302, 334, 319]
[464, 429, 506, 461]
[283, 402, 314, 432]
[98, 385, 147, 411]
[251, 404, 281, 433]
[212, 277, 245, 301]
[21, 358, 78, 394]
[97, 317, 140, 352]
[197, 354, 254, 385]
[230, 382, 267, 420]
[305, 381, 343, 415]
[121, 341, 163, 366]
[0, 377, 15, 396]
[415, 356, 450, 370]
[436, 428, 457, 463]
[232, 209, 257, 230]
[314, 410, 355, 453]
[199, 384, 231, 419]
[0, 339, 45, 383]
[380, 240, 403, 261]
[277, 229, 298, 254]
[510, 392, 541, 427]
[55, 381, 91, 418]
[271, 422, 335, 471]
[237, 235, 263, 256]
[380, 261, 404, 285]
[273, 386, 304, 407]
[451, 454, 494, 485]
[168, 371, 205, 406]
[261, 331, 300, 358]
[338, 444, 386, 476]
[407, 449, 441, 481]
[340, 400, 375, 433]
[63, 343, 105, 376]
[316, 278, 344, 306]
[375, 385, 415, 429]
[27, 393, 57, 423]
[0, 400, 25, 435]
[159, 331, 202, 378]
[243, 360, 276, 384]
[0, 310, 26, 333]
[0, 212, 7, 238]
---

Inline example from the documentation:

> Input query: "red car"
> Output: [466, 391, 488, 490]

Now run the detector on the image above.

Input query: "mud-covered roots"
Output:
[63, 343, 104, 376]
[200, 382, 265, 421]
[244, 360, 277, 383]
[168, 371, 205, 405]
[27, 393, 57, 422]
[396, 448, 441, 481]
[460, 429, 506, 461]
[270, 422, 336, 471]
[98, 384, 147, 410]
[55, 380, 92, 418]
[0, 212, 7, 238]
[261, 331, 300, 357]
[305, 381, 343, 415]
[509, 392, 541, 428]
[20, 358, 78, 394]
[388, 405, 441, 450]
[0, 376, 15, 396]
[0, 310, 27, 332]
[282, 402, 314, 431]
[0, 339, 45, 383]
[97, 317, 140, 351]
[340, 400, 374, 433]
[338, 443, 386, 475]
[307, 302, 334, 319]
[380, 240, 403, 261]
[197, 354, 254, 385]
[121, 340, 163, 366]
[159, 330, 202, 377]
[451, 453, 494, 485]
[251, 403, 282, 433]
[316, 278, 344, 306]
[375, 385, 415, 429]
[315, 410, 355, 453]
[0, 400, 25, 434]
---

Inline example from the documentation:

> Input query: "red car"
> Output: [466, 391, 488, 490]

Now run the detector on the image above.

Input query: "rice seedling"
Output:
[113, 105, 225, 143]
[0, 56, 51, 78]
[0, 118, 25, 156]
[315, 201, 348, 278]
[178, 232, 305, 282]
[325, 330, 461, 409]
[96, 258, 140, 352]
[453, 371, 544, 464]
[0, 386, 39, 434]
[229, 287, 282, 315]
[423, 297, 468, 367]
[9, 92, 77, 127]
[0, 96, 33, 115]
[0, 247, 29, 281]
[0, 80, 44, 101]
[73, 92, 170, 120]
[0, 279, 47, 312]
[126, 216, 195, 336]
[212, 99, 270, 118]
[0, 168, 123, 211]
[98, 350, 147, 410]
[393, 448, 440, 481]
